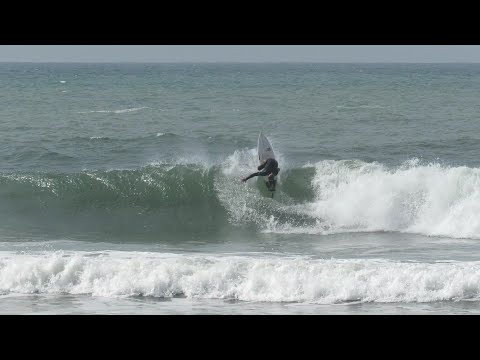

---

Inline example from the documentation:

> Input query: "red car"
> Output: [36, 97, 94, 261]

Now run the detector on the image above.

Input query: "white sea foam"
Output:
[78, 107, 149, 114]
[269, 159, 480, 239]
[1, 251, 479, 303]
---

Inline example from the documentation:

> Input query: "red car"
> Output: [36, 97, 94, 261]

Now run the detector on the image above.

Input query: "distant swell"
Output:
[1, 251, 480, 303]
[78, 107, 150, 114]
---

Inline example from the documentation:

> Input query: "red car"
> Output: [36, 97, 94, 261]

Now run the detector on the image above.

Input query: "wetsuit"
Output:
[242, 158, 279, 182]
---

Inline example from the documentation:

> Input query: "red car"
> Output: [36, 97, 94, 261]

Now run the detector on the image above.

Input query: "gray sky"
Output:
[1, 45, 480, 63]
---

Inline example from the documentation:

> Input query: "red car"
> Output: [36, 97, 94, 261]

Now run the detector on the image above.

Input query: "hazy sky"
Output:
[1, 45, 480, 63]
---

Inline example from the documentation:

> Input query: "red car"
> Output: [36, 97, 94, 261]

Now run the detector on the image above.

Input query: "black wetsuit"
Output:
[257, 158, 279, 176]
[243, 158, 279, 181]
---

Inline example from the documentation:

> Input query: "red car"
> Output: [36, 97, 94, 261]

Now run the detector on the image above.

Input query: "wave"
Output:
[286, 159, 480, 239]
[0, 163, 226, 239]
[0, 152, 315, 238]
[1, 251, 479, 303]
[1, 154, 480, 240]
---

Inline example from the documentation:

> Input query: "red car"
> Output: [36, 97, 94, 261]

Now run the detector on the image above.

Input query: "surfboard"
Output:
[257, 131, 277, 196]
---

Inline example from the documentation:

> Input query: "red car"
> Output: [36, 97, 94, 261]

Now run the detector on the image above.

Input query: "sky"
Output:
[0, 45, 480, 63]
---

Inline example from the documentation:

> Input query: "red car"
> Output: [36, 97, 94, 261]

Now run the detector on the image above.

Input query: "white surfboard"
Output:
[258, 131, 275, 163]
[257, 132, 277, 194]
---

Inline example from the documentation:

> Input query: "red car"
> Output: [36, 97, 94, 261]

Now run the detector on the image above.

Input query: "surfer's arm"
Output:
[242, 172, 260, 182]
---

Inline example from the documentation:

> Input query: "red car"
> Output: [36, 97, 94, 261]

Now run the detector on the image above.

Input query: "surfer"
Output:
[241, 158, 280, 183]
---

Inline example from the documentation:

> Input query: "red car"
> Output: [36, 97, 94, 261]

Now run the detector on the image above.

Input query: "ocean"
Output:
[1, 62, 480, 314]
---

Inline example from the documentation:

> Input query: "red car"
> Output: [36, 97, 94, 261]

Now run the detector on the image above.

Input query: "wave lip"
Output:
[1, 252, 480, 304]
